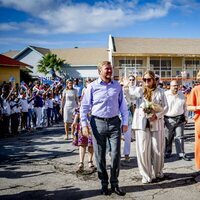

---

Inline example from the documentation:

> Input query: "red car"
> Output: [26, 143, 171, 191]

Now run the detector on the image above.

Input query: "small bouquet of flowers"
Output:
[142, 101, 163, 119]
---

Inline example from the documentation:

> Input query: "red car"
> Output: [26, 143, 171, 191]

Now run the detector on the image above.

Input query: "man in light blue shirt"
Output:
[80, 61, 128, 196]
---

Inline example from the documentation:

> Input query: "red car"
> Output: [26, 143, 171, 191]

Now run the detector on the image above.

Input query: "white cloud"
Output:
[171, 0, 200, 9]
[0, 22, 19, 30]
[0, 37, 58, 45]
[0, 21, 49, 34]
[39, 5, 127, 33]
[128, 0, 172, 21]
[0, 0, 57, 15]
[0, 0, 198, 34]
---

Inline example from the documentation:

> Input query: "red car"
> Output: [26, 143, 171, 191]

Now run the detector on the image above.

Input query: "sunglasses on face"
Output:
[143, 78, 152, 82]
[129, 79, 135, 81]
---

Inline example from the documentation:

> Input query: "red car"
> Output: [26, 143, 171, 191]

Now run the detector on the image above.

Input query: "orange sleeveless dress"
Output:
[187, 85, 200, 170]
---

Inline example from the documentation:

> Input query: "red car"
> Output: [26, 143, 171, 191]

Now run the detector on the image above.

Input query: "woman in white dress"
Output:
[132, 70, 168, 184]
[61, 79, 78, 139]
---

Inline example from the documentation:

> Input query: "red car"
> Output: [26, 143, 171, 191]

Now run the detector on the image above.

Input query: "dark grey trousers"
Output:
[164, 116, 185, 157]
[90, 116, 121, 187]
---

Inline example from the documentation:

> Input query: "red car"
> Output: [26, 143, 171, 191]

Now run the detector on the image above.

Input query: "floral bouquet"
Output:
[142, 101, 163, 119]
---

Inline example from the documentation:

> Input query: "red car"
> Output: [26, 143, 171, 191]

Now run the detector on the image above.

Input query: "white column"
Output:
[146, 56, 150, 70]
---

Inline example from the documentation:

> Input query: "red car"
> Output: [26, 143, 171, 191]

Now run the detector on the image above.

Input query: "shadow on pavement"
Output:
[0, 126, 78, 165]
[0, 170, 54, 179]
[0, 186, 102, 200]
[0, 171, 199, 200]
[124, 171, 200, 193]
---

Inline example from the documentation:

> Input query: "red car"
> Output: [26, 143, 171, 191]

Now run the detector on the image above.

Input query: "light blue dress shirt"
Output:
[80, 78, 128, 127]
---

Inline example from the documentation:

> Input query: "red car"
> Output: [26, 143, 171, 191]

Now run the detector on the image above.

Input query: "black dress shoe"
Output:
[111, 185, 126, 196]
[100, 186, 109, 195]
[179, 154, 191, 161]
[164, 153, 171, 159]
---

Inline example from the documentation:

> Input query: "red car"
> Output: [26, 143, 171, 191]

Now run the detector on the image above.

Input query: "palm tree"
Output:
[37, 53, 66, 78]
[59, 63, 71, 80]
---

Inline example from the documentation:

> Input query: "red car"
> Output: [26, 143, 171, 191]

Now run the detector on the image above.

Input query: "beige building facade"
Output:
[3, 36, 200, 84]
[108, 35, 200, 84]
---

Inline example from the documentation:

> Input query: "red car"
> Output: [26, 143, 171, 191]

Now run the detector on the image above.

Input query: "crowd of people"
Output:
[0, 61, 200, 196]
[0, 78, 84, 138]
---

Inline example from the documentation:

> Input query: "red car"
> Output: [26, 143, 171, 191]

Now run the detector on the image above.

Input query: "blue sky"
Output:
[1, 0, 200, 54]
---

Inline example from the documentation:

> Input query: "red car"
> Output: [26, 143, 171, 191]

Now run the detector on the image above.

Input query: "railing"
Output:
[117, 65, 200, 82]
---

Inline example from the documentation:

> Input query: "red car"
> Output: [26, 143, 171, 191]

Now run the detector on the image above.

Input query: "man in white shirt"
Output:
[164, 80, 190, 161]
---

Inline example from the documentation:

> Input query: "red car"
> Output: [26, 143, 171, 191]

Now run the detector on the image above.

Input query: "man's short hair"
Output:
[97, 61, 111, 73]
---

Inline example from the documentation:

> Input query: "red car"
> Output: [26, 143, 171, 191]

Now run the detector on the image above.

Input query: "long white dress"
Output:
[63, 89, 77, 123]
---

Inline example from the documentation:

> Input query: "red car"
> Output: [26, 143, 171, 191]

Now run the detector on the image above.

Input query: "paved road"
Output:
[0, 120, 199, 200]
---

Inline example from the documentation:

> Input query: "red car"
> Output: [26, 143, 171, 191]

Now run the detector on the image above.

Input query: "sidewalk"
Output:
[0, 120, 199, 200]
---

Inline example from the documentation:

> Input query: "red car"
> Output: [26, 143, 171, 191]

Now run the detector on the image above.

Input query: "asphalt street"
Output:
[0, 120, 199, 200]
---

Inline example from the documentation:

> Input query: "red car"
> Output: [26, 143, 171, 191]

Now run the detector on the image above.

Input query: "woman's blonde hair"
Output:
[143, 70, 157, 102]
[66, 79, 74, 90]
[196, 70, 200, 80]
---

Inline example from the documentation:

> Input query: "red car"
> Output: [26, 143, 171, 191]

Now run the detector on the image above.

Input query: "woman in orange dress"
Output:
[187, 70, 200, 170]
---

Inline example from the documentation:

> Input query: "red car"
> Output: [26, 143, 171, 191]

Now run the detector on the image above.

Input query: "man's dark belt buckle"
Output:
[93, 115, 118, 121]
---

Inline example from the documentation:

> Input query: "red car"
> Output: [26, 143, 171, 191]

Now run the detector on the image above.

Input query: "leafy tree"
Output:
[59, 63, 71, 80]
[37, 53, 66, 78]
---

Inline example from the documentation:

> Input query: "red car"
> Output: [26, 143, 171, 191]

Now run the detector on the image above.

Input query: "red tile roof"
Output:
[0, 54, 28, 68]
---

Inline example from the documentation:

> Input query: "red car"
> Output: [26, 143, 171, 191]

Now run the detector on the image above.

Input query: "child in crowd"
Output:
[71, 108, 95, 173]
[46, 93, 53, 127]
[10, 93, 20, 135]
[41, 94, 48, 127]
[27, 92, 36, 131]
[19, 92, 29, 131]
